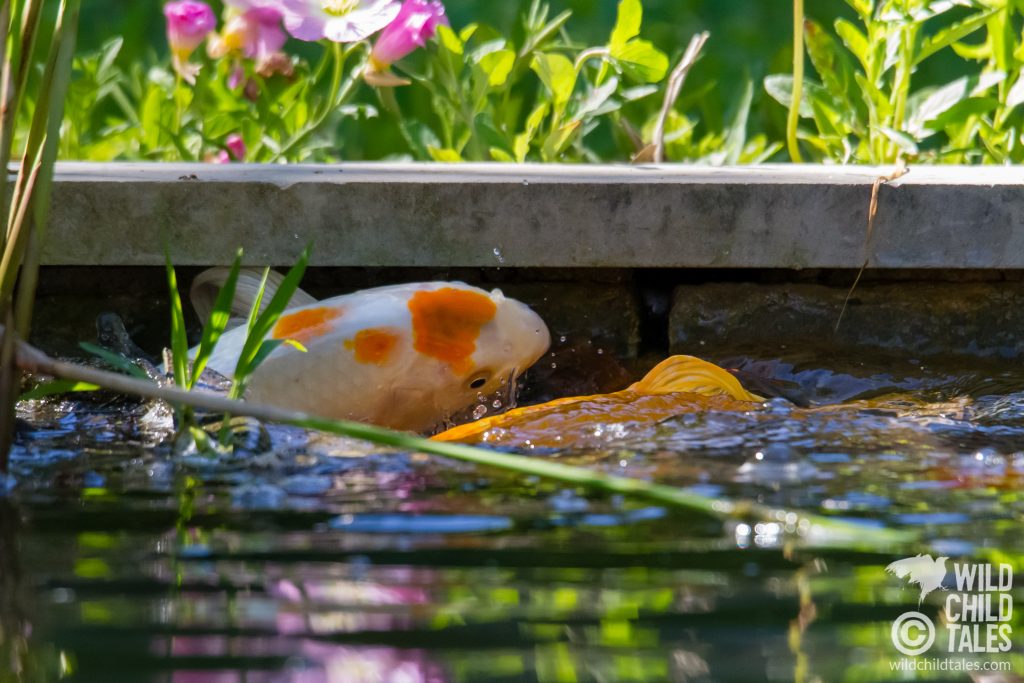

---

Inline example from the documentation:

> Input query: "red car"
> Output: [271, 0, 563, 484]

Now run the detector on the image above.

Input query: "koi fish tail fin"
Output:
[190, 267, 318, 329]
[629, 355, 765, 403]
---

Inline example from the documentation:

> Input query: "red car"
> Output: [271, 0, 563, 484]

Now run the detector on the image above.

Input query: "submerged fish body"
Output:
[433, 355, 765, 447]
[194, 275, 550, 432]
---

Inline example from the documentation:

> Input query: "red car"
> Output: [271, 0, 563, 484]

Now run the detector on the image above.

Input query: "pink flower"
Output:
[164, 1, 217, 65]
[370, 0, 446, 69]
[212, 134, 247, 163]
[215, 0, 288, 59]
[225, 134, 247, 161]
[279, 0, 401, 43]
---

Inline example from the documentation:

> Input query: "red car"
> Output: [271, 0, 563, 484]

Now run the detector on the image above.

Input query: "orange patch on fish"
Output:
[345, 328, 399, 365]
[408, 288, 497, 374]
[272, 306, 342, 344]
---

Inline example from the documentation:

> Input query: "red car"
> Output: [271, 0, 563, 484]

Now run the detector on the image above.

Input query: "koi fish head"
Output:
[395, 283, 550, 428]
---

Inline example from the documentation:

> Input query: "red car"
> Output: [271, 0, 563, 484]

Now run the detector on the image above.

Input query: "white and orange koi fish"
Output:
[189, 269, 551, 432]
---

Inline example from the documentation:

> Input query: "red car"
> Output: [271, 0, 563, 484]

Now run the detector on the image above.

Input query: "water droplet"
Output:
[492, 247, 505, 264]
[596, 348, 604, 355]
[492, 399, 502, 409]
[472, 405, 488, 420]
[551, 362, 557, 369]
[559, 335, 566, 343]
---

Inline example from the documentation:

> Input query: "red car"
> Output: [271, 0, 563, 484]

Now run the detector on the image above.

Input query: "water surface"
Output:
[2, 348, 1023, 682]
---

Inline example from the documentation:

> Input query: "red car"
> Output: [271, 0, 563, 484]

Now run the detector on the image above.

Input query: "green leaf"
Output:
[513, 102, 549, 162]
[79, 342, 151, 380]
[906, 73, 1004, 136]
[609, 0, 642, 51]
[459, 23, 478, 44]
[531, 53, 577, 107]
[165, 251, 190, 389]
[20, 379, 100, 401]
[233, 246, 311, 389]
[489, 147, 515, 162]
[140, 86, 163, 150]
[764, 74, 836, 118]
[843, 0, 873, 18]
[247, 338, 287, 376]
[805, 20, 857, 112]
[1006, 70, 1024, 110]
[436, 24, 464, 56]
[542, 120, 581, 161]
[927, 96, 998, 132]
[427, 146, 464, 162]
[611, 39, 669, 83]
[574, 77, 621, 120]
[916, 7, 999, 65]
[723, 78, 754, 165]
[834, 19, 870, 72]
[620, 84, 659, 101]
[952, 40, 991, 61]
[877, 126, 919, 155]
[986, 8, 1014, 72]
[519, 9, 572, 60]
[190, 249, 242, 388]
[478, 49, 515, 87]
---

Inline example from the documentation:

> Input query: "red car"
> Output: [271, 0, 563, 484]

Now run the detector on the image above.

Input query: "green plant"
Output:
[0, 0, 80, 472]
[768, 0, 1005, 163]
[405, 0, 673, 162]
[55, 0, 760, 164]
[162, 246, 310, 450]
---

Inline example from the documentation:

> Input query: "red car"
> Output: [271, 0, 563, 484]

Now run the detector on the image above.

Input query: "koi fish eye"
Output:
[467, 373, 491, 390]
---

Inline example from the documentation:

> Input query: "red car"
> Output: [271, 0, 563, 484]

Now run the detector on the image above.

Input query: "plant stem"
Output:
[272, 44, 361, 162]
[12, 333, 916, 547]
[788, 0, 804, 162]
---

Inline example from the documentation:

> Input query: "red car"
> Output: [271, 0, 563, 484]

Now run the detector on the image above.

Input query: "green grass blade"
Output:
[226, 266, 270, 401]
[190, 249, 243, 388]
[291, 414, 917, 548]
[164, 250, 189, 389]
[20, 378, 99, 401]
[79, 342, 151, 380]
[234, 246, 310, 382]
[14, 0, 80, 338]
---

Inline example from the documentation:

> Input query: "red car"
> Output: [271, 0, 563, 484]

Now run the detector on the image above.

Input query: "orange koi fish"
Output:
[190, 269, 550, 432]
[433, 355, 765, 448]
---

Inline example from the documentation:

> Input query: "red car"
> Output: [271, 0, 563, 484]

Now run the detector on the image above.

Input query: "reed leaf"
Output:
[165, 252, 190, 389]
[190, 249, 243, 389]
[231, 246, 310, 397]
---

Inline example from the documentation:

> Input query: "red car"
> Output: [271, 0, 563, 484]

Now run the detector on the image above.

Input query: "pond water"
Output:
[2, 347, 1023, 682]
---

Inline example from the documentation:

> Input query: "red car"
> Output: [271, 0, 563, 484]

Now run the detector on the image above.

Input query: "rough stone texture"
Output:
[670, 282, 1024, 358]
[39, 162, 1024, 268]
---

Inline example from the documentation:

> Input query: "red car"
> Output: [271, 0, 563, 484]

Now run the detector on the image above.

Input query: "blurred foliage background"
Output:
[75, 1, 851, 157]
[71, 1, 1001, 163]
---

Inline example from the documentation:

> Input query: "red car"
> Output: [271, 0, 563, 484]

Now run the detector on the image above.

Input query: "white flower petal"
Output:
[322, 0, 400, 42]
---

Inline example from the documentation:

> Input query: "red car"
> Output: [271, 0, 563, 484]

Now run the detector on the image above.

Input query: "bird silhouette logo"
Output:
[886, 555, 949, 605]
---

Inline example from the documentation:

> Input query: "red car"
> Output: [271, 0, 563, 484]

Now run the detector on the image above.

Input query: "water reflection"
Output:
[5, 349, 1024, 680]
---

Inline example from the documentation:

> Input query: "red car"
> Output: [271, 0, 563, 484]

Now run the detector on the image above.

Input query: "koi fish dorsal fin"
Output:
[190, 267, 318, 329]
[629, 355, 764, 402]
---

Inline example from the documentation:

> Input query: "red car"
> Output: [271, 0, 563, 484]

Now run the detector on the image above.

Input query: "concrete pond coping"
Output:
[39, 162, 1024, 269]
